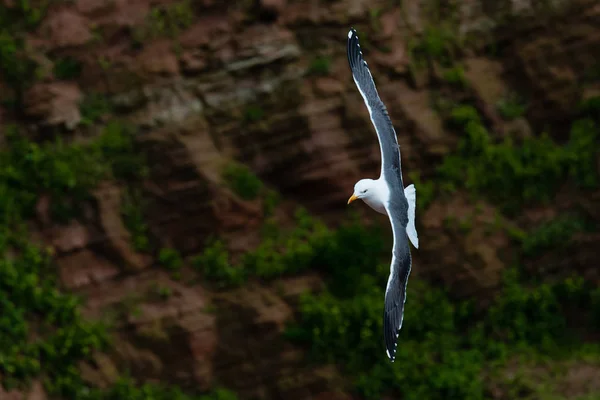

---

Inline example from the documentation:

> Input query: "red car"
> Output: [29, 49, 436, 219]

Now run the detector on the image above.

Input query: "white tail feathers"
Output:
[404, 184, 419, 249]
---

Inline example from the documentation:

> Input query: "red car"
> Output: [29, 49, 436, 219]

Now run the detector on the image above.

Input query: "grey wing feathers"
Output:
[383, 212, 412, 362]
[347, 28, 403, 183]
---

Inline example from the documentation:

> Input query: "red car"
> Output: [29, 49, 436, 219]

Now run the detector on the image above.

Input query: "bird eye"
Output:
[361, 189, 368, 194]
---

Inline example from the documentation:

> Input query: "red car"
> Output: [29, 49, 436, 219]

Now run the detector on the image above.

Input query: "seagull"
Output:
[345, 28, 419, 362]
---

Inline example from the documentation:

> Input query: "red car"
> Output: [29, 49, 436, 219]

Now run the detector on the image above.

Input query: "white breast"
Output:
[362, 178, 390, 215]
[363, 196, 387, 214]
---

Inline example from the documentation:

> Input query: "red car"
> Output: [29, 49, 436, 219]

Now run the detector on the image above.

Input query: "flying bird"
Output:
[345, 27, 419, 362]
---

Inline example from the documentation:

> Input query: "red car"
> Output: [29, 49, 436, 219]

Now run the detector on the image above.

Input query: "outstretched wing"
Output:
[382, 201, 412, 362]
[347, 28, 404, 186]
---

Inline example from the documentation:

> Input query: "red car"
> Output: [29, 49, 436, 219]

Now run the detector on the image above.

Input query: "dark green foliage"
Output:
[442, 65, 467, 88]
[496, 93, 528, 120]
[0, 122, 145, 223]
[97, 122, 150, 250]
[0, 32, 38, 106]
[583, 63, 600, 83]
[0, 120, 236, 398]
[564, 118, 600, 188]
[132, 0, 194, 44]
[0, 126, 105, 222]
[286, 221, 600, 399]
[521, 215, 587, 257]
[481, 269, 564, 349]
[284, 224, 486, 399]
[307, 55, 331, 76]
[150, 283, 173, 301]
[436, 106, 600, 211]
[242, 210, 331, 280]
[158, 248, 183, 271]
[47, 375, 237, 400]
[192, 239, 245, 288]
[0, 1, 50, 106]
[448, 104, 481, 126]
[410, 25, 461, 68]
[0, 1, 48, 30]
[478, 271, 600, 352]
[53, 56, 83, 80]
[580, 95, 600, 119]
[222, 162, 263, 200]
[80, 93, 113, 126]
[121, 188, 150, 252]
[97, 121, 148, 181]
[84, 379, 238, 400]
[0, 240, 108, 393]
[243, 105, 265, 123]
[193, 209, 327, 286]
[262, 189, 281, 216]
[193, 209, 386, 289]
[87, 379, 238, 400]
[0, 121, 147, 393]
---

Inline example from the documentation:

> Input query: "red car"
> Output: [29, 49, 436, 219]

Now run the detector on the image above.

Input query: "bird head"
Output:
[348, 179, 375, 204]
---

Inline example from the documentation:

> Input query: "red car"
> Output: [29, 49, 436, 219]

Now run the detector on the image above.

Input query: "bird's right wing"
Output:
[382, 202, 413, 362]
[347, 28, 403, 184]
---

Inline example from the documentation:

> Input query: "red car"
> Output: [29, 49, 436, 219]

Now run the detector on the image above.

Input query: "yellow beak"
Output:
[347, 193, 358, 204]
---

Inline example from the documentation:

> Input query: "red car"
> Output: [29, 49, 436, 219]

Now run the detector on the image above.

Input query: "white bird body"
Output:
[346, 27, 420, 362]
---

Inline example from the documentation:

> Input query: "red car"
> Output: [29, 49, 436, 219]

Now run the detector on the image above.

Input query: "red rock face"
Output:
[23, 82, 83, 129]
[40, 8, 92, 48]
[4, 0, 600, 398]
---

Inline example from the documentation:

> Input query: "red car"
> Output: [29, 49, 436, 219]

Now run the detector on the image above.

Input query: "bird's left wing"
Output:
[347, 28, 403, 184]
[382, 201, 413, 362]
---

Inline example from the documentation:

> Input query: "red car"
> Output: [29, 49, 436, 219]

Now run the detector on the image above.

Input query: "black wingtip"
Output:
[386, 329, 399, 362]
[346, 27, 363, 71]
[384, 310, 399, 362]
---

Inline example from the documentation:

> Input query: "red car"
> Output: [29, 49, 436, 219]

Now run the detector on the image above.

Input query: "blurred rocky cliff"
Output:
[1, 0, 599, 399]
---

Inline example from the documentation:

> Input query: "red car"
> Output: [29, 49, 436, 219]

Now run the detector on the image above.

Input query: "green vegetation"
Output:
[409, 25, 462, 68]
[0, 120, 237, 398]
[194, 209, 334, 287]
[132, 0, 194, 45]
[191, 193, 600, 399]
[89, 379, 238, 400]
[307, 55, 331, 76]
[0, 1, 51, 107]
[436, 105, 600, 212]
[192, 239, 245, 288]
[521, 214, 588, 257]
[0, 240, 108, 393]
[80, 93, 113, 126]
[0, 122, 144, 223]
[121, 188, 151, 252]
[496, 92, 528, 120]
[222, 162, 263, 200]
[580, 95, 600, 119]
[441, 64, 467, 88]
[158, 247, 183, 271]
[282, 224, 600, 399]
[241, 209, 334, 280]
[0, 122, 137, 217]
[53, 56, 83, 80]
[220, 162, 282, 214]
[243, 105, 265, 123]
[262, 188, 281, 216]
[149, 282, 173, 301]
